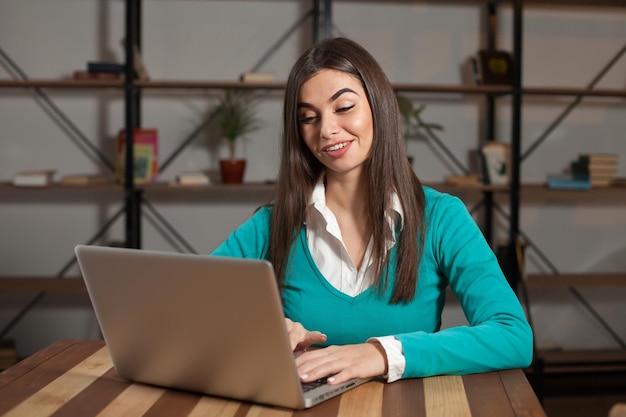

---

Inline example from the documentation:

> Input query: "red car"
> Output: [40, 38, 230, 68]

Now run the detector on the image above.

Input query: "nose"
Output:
[320, 114, 339, 140]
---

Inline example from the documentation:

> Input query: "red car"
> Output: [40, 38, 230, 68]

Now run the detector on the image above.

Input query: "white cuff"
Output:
[368, 336, 405, 383]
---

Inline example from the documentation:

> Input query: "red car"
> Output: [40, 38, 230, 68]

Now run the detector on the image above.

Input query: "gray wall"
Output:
[1, 0, 625, 357]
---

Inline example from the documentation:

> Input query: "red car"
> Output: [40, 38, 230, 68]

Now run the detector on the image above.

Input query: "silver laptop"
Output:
[74, 244, 370, 409]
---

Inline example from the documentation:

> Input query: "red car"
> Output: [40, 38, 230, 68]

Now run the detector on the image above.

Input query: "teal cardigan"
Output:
[211, 187, 533, 378]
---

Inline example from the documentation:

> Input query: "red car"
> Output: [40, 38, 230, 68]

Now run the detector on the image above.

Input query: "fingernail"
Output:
[300, 374, 308, 380]
[327, 377, 335, 383]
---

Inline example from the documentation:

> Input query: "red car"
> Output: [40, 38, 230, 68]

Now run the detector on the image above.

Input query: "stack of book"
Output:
[73, 61, 125, 80]
[571, 153, 618, 187]
[175, 172, 211, 186]
[546, 153, 619, 190]
[12, 169, 56, 187]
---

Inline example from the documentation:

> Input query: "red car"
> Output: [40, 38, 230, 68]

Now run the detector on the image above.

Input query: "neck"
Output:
[324, 170, 368, 216]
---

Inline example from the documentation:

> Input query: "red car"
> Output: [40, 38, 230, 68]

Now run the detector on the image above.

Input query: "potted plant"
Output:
[209, 89, 261, 184]
[396, 94, 443, 164]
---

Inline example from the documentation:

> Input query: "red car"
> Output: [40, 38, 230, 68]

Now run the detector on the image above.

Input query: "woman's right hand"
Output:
[284, 318, 327, 353]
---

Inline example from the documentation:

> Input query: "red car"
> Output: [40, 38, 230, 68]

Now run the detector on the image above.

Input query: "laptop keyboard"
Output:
[301, 377, 329, 392]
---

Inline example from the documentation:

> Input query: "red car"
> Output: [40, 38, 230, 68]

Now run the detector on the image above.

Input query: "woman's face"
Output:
[297, 69, 374, 179]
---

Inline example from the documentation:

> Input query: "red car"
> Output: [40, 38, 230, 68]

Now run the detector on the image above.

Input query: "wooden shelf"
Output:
[525, 273, 626, 288]
[0, 181, 511, 195]
[522, 87, 626, 98]
[424, 182, 510, 193]
[4, 181, 626, 202]
[142, 181, 274, 191]
[134, 80, 286, 90]
[0, 182, 121, 191]
[514, 183, 626, 204]
[0, 277, 87, 294]
[338, 0, 626, 6]
[520, 0, 626, 7]
[3, 78, 625, 98]
[0, 79, 123, 89]
[393, 84, 512, 95]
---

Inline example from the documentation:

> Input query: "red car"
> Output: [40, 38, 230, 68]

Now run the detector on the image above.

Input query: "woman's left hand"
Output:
[295, 341, 388, 385]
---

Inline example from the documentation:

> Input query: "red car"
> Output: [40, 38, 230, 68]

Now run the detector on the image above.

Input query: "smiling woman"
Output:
[210, 37, 533, 386]
[297, 70, 374, 182]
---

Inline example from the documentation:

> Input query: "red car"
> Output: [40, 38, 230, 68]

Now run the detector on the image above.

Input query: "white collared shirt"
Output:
[305, 176, 406, 382]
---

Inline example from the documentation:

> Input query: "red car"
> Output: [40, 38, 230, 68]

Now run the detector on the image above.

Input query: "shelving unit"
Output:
[1, 0, 625, 385]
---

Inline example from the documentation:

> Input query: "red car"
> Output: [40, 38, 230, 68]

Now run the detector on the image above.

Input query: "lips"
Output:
[322, 141, 351, 153]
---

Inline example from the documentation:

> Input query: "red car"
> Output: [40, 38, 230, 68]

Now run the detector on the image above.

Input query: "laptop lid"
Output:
[74, 245, 368, 409]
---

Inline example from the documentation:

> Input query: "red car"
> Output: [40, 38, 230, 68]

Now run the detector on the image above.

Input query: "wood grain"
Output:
[2, 346, 110, 417]
[424, 375, 472, 417]
[0, 340, 547, 417]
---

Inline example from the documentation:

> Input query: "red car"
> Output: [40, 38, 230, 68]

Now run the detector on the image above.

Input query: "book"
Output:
[572, 160, 618, 173]
[12, 169, 56, 187]
[115, 128, 159, 184]
[239, 72, 276, 83]
[571, 154, 618, 187]
[577, 153, 618, 165]
[571, 160, 617, 177]
[61, 174, 112, 186]
[588, 178, 613, 187]
[476, 50, 513, 85]
[87, 61, 125, 73]
[546, 174, 591, 190]
[73, 70, 122, 80]
[175, 172, 211, 186]
[462, 56, 481, 85]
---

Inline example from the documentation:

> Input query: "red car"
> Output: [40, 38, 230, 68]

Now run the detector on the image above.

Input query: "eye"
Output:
[298, 114, 318, 125]
[335, 104, 355, 113]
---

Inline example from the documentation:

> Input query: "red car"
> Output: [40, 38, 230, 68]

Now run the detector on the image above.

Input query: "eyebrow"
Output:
[297, 87, 359, 109]
[329, 87, 358, 103]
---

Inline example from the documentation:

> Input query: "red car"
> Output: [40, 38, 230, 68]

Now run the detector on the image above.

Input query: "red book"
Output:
[115, 128, 159, 184]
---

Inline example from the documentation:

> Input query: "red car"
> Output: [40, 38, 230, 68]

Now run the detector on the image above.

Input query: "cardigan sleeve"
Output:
[396, 193, 533, 377]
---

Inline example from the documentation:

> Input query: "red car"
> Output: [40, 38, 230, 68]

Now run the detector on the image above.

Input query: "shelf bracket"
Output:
[521, 43, 626, 162]
[0, 47, 115, 172]
[0, 207, 125, 340]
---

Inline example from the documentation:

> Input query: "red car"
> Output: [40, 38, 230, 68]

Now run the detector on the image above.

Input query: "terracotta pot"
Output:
[219, 159, 246, 184]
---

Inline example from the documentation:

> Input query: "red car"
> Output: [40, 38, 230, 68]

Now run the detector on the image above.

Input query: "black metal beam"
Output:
[124, 0, 141, 249]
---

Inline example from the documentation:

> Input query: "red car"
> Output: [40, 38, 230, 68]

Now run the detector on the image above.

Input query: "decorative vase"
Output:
[219, 159, 246, 184]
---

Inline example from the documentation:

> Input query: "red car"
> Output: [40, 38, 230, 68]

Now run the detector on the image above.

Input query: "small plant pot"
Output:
[219, 159, 246, 184]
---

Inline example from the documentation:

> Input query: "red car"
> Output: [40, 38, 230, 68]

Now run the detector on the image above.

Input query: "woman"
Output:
[212, 37, 532, 385]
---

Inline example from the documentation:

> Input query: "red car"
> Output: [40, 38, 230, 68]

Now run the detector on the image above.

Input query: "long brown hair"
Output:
[267, 37, 426, 303]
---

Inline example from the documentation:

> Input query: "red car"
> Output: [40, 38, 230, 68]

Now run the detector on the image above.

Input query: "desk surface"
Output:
[0, 339, 546, 417]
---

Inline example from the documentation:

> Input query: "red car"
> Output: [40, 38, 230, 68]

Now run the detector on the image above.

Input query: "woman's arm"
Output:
[397, 193, 533, 378]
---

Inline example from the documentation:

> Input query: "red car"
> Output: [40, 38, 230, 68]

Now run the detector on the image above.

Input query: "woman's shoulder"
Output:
[420, 185, 467, 215]
[249, 204, 273, 223]
[254, 204, 273, 215]
[421, 185, 461, 204]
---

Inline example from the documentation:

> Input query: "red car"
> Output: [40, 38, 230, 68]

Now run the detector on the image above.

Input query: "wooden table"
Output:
[0, 339, 546, 417]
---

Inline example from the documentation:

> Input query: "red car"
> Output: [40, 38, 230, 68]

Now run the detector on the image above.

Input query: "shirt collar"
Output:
[308, 175, 404, 235]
